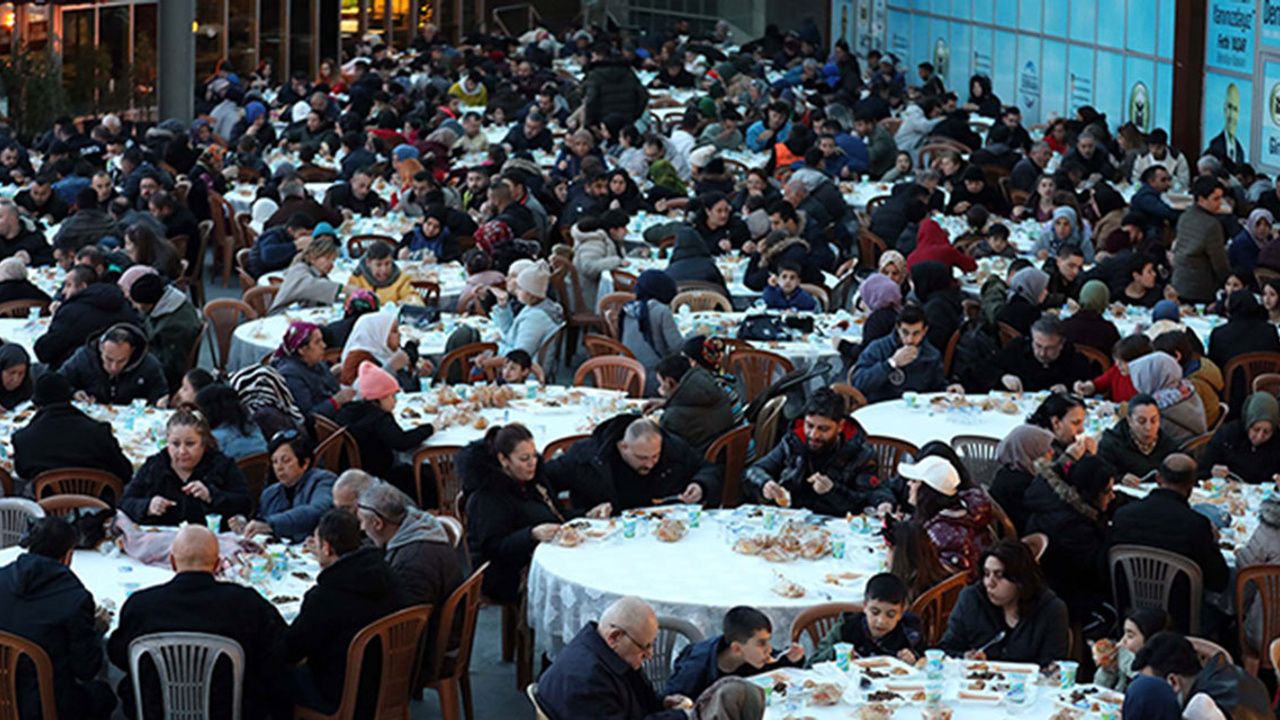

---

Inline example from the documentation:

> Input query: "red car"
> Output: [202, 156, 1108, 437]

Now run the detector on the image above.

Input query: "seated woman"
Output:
[619, 270, 683, 394]
[664, 228, 728, 291]
[834, 274, 900, 366]
[335, 362, 434, 499]
[1206, 268, 1258, 317]
[1031, 206, 1095, 263]
[397, 205, 460, 262]
[124, 224, 182, 281]
[1229, 209, 1273, 272]
[458, 423, 565, 602]
[492, 261, 564, 357]
[268, 237, 344, 314]
[1201, 392, 1280, 484]
[1127, 352, 1206, 443]
[1024, 454, 1115, 623]
[195, 383, 267, 461]
[349, 240, 424, 307]
[1061, 280, 1120, 354]
[273, 321, 354, 420]
[456, 249, 504, 314]
[1014, 175, 1061, 223]
[171, 368, 214, 408]
[121, 408, 250, 527]
[989, 424, 1055, 535]
[0, 344, 31, 412]
[1027, 392, 1092, 458]
[887, 519, 954, 604]
[229, 430, 335, 542]
[939, 539, 1070, 668]
[996, 267, 1049, 336]
[339, 312, 416, 388]
[694, 191, 752, 255]
[1094, 608, 1171, 692]
[0, 257, 50, 305]
[571, 211, 630, 312]
[902, 455, 992, 578]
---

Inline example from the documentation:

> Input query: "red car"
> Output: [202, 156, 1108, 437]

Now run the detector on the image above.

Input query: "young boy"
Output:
[665, 606, 805, 699]
[762, 261, 819, 311]
[809, 573, 926, 665]
[497, 349, 534, 385]
[972, 223, 1017, 259]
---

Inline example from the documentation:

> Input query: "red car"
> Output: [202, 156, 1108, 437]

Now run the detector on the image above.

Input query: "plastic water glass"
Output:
[903, 391, 918, 408]
[831, 536, 846, 559]
[833, 642, 853, 672]
[247, 557, 269, 585]
[1058, 661, 1079, 689]
[762, 508, 778, 531]
[1004, 675, 1034, 715]
[924, 649, 945, 680]
[622, 516, 638, 539]
[205, 514, 222, 533]
[751, 676, 774, 706]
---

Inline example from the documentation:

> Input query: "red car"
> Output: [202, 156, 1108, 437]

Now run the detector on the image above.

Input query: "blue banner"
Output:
[1204, 72, 1252, 166]
[1206, 0, 1256, 73]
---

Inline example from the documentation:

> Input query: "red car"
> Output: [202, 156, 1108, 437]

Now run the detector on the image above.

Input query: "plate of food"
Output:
[653, 517, 688, 543]
[853, 655, 919, 679]
[770, 573, 806, 599]
[1058, 685, 1124, 712]
[822, 571, 864, 588]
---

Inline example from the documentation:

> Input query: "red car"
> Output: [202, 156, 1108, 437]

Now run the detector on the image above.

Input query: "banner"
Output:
[1204, 72, 1252, 166]
[1206, 0, 1256, 72]
[1261, 60, 1280, 168]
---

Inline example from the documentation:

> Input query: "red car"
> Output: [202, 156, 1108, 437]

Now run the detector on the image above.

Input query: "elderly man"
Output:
[323, 167, 388, 218]
[34, 264, 140, 368]
[544, 415, 720, 516]
[1010, 141, 1052, 194]
[60, 322, 169, 406]
[501, 111, 554, 154]
[538, 596, 694, 720]
[0, 198, 51, 265]
[332, 469, 375, 513]
[994, 316, 1094, 393]
[264, 177, 342, 228]
[1061, 130, 1117, 182]
[109, 526, 291, 719]
[357, 482, 461, 608]
[1098, 393, 1180, 483]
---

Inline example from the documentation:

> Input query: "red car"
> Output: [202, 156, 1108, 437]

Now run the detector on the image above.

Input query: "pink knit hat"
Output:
[357, 361, 399, 400]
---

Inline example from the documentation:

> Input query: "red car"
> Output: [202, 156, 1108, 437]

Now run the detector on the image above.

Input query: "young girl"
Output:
[1093, 608, 1171, 691]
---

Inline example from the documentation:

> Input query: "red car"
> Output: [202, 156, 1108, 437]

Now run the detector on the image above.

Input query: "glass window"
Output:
[134, 3, 157, 108]
[26, 5, 49, 50]
[319, 0, 340, 70]
[0, 3, 15, 59]
[62, 8, 96, 115]
[100, 6, 130, 110]
[367, 0, 386, 41]
[260, 0, 284, 77]
[289, 0, 313, 80]
[195, 1, 224, 80]
[228, 0, 257, 79]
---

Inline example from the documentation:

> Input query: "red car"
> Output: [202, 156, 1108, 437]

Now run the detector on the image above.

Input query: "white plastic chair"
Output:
[642, 616, 706, 693]
[1109, 544, 1204, 635]
[0, 498, 42, 549]
[128, 631, 245, 720]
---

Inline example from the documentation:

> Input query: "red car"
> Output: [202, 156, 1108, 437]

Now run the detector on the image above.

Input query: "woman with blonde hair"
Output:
[268, 236, 352, 314]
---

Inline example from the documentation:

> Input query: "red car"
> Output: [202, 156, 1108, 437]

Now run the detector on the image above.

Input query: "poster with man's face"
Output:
[1129, 82, 1150, 132]
[933, 38, 950, 85]
[1204, 72, 1251, 163]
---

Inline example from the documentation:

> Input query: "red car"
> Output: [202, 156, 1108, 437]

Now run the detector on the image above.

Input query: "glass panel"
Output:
[134, 3, 157, 109]
[340, 0, 360, 47]
[195, 0, 224, 80]
[26, 6, 50, 50]
[289, 0, 313, 80]
[228, 0, 257, 79]
[390, 0, 411, 48]
[0, 4, 15, 59]
[367, 0, 386, 42]
[260, 0, 283, 77]
[319, 0, 340, 70]
[99, 6, 130, 111]
[62, 8, 96, 115]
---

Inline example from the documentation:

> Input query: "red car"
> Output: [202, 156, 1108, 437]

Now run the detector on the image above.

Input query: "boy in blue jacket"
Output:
[665, 606, 805, 700]
[762, 262, 819, 311]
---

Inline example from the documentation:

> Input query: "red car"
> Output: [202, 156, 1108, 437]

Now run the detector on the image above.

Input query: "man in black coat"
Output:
[149, 189, 201, 250]
[488, 180, 536, 239]
[51, 187, 121, 253]
[289, 510, 406, 714]
[1060, 130, 1117, 182]
[544, 413, 720, 516]
[0, 198, 52, 266]
[869, 182, 929, 251]
[14, 171, 70, 223]
[582, 44, 648, 128]
[0, 518, 115, 720]
[34, 264, 139, 368]
[501, 112, 555, 154]
[1010, 142, 1052, 194]
[994, 316, 1095, 392]
[60, 322, 169, 406]
[1131, 631, 1272, 720]
[323, 168, 389, 217]
[13, 373, 133, 483]
[109, 526, 292, 720]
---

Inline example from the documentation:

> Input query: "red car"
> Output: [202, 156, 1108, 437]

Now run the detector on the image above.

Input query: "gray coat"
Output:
[268, 263, 341, 314]
[384, 507, 463, 610]
[618, 299, 683, 393]
[1172, 204, 1229, 303]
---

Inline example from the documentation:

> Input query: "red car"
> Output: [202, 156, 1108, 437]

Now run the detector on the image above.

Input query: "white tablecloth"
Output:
[259, 257, 470, 311]
[674, 310, 849, 375]
[851, 393, 1116, 449]
[528, 508, 888, 658]
[596, 255, 841, 312]
[0, 401, 173, 478]
[0, 316, 47, 358]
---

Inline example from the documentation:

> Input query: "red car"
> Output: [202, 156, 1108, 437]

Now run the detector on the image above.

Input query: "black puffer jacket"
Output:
[743, 417, 893, 516]
[120, 448, 250, 526]
[1023, 459, 1110, 620]
[58, 322, 168, 405]
[582, 58, 648, 127]
[34, 283, 140, 368]
[939, 584, 1069, 668]
[658, 365, 738, 455]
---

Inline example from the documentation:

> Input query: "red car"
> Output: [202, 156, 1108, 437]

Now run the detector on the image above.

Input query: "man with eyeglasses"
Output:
[356, 482, 461, 609]
[537, 596, 695, 719]
[993, 316, 1094, 393]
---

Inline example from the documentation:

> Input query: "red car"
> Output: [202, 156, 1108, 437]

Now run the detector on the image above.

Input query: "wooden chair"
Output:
[609, 269, 638, 293]
[597, 292, 634, 338]
[951, 435, 1002, 488]
[1188, 636, 1233, 666]
[942, 330, 961, 376]
[997, 322, 1021, 347]
[1021, 533, 1049, 562]
[436, 342, 498, 384]
[988, 495, 1019, 541]
[1237, 564, 1280, 675]
[1076, 344, 1112, 374]
[671, 290, 732, 313]
[0, 630, 57, 720]
[294, 604, 434, 720]
[187, 219, 215, 307]
[1253, 373, 1280, 397]
[909, 573, 969, 646]
[799, 284, 830, 312]
[790, 602, 862, 653]
[242, 285, 278, 317]
[32, 468, 125, 505]
[37, 494, 109, 518]
[544, 434, 589, 461]
[420, 564, 488, 720]
[411, 281, 441, 306]
[1110, 544, 1204, 634]
[829, 383, 868, 413]
[311, 415, 341, 445]
[549, 256, 606, 362]
[582, 333, 635, 359]
[314, 429, 360, 474]
[752, 396, 789, 456]
[208, 191, 242, 289]
[347, 234, 396, 258]
[863, 436, 920, 478]
[413, 446, 464, 517]
[1224, 352, 1280, 410]
[655, 235, 675, 259]
[1211, 402, 1229, 432]
[0, 298, 50, 318]
[573, 356, 646, 398]
[237, 452, 272, 515]
[1270, 639, 1280, 689]
[857, 229, 887, 271]
[1178, 432, 1214, 463]
[203, 299, 257, 373]
[727, 349, 794, 404]
[705, 424, 754, 509]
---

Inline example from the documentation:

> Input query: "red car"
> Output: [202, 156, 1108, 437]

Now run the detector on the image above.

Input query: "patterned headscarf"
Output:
[274, 321, 320, 360]
[682, 334, 728, 374]
[344, 289, 379, 317]
[476, 220, 513, 254]
[199, 144, 226, 170]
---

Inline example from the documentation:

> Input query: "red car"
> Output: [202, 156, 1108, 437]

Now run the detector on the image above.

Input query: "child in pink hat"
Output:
[334, 361, 435, 497]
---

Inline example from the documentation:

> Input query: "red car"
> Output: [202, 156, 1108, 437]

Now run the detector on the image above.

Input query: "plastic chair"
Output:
[31, 468, 125, 505]
[411, 281, 441, 306]
[609, 269, 638, 294]
[863, 436, 920, 478]
[1021, 533, 1049, 562]
[543, 434, 589, 461]
[752, 396, 789, 457]
[799, 284, 830, 312]
[0, 629, 57, 720]
[1186, 636, 1233, 667]
[526, 683, 551, 720]
[671, 290, 732, 313]
[857, 229, 887, 272]
[436, 514, 464, 548]
[582, 333, 635, 359]
[1109, 544, 1203, 634]
[642, 617, 706, 693]
[829, 383, 868, 413]
[997, 322, 1021, 347]
[790, 602, 862, 654]
[128, 632, 244, 720]
[908, 572, 969, 647]
[311, 414, 341, 444]
[203, 298, 258, 372]
[1253, 373, 1280, 397]
[1236, 564, 1280, 675]
[38, 494, 109, 518]
[1224, 352, 1280, 409]
[727, 349, 794, 404]
[243, 285, 278, 317]
[534, 324, 566, 385]
[421, 565, 487, 720]
[237, 452, 272, 515]
[0, 298, 50, 318]
[705, 424, 754, 509]
[573, 356, 646, 398]
[549, 256, 606, 362]
[314, 429, 360, 474]
[0, 498, 42, 550]
[1075, 344, 1112, 374]
[296, 604, 434, 720]
[1210, 402, 1229, 433]
[952, 435, 1002, 488]
[597, 292, 634, 338]
[347, 234, 396, 258]
[436, 342, 498, 384]
[413, 446, 464, 517]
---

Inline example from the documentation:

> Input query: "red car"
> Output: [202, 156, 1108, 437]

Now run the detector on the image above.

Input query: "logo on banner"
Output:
[933, 38, 950, 84]
[1019, 60, 1039, 113]
[1129, 82, 1150, 132]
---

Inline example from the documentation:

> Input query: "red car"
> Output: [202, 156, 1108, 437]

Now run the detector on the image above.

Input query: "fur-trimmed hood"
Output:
[1031, 457, 1099, 522]
[759, 234, 811, 266]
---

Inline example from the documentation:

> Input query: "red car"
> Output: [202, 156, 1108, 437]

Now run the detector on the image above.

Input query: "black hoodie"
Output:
[58, 322, 168, 405]
[664, 228, 728, 290]
[34, 282, 141, 368]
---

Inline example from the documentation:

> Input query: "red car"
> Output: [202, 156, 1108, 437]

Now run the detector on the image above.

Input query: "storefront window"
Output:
[228, 0, 257, 80]
[134, 3, 157, 108]
[195, 1, 224, 81]
[0, 3, 15, 58]
[100, 6, 130, 108]
[62, 7, 96, 115]
[289, 0, 314, 80]
[260, 0, 284, 78]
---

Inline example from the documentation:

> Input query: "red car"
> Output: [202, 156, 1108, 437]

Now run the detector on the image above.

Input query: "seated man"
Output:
[323, 167, 388, 217]
[651, 354, 737, 455]
[356, 482, 462, 609]
[1130, 631, 1272, 720]
[13, 373, 133, 482]
[0, 517, 115, 720]
[34, 264, 140, 368]
[52, 187, 120, 252]
[1098, 394, 1179, 483]
[995, 316, 1094, 392]
[60, 322, 169, 406]
[129, 273, 202, 394]
[665, 606, 804, 699]
[288, 510, 405, 714]
[148, 190, 201, 250]
[14, 170, 69, 223]
[545, 415, 720, 516]
[0, 197, 52, 266]
[851, 304, 950, 402]
[108, 526, 292, 720]
[744, 387, 893, 516]
[538, 596, 693, 720]
[331, 469, 375, 514]
[247, 212, 316, 279]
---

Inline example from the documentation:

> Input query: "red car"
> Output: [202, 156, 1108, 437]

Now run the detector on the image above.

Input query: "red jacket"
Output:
[1091, 365, 1137, 402]
[907, 219, 978, 273]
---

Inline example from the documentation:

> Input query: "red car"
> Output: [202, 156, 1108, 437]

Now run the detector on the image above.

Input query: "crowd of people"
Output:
[0, 12, 1275, 720]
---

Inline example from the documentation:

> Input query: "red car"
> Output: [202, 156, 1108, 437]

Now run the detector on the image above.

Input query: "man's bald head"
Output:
[1158, 453, 1197, 496]
[333, 469, 375, 513]
[170, 526, 220, 573]
[597, 596, 658, 670]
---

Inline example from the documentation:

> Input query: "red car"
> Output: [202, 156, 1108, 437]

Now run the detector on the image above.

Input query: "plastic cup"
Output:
[247, 556, 269, 585]
[903, 391, 918, 408]
[1058, 660, 1079, 689]
[923, 679, 944, 705]
[924, 649, 944, 680]
[751, 675, 774, 706]
[622, 516, 638, 539]
[831, 536, 846, 559]
[833, 642, 853, 672]
[205, 514, 222, 533]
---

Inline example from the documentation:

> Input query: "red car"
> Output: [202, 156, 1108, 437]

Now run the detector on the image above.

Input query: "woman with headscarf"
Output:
[990, 425, 1055, 535]
[664, 228, 728, 291]
[1230, 208, 1274, 271]
[186, 144, 228, 224]
[228, 100, 277, 149]
[1203, 393, 1280, 484]
[273, 320, 354, 420]
[647, 160, 687, 208]
[1128, 352, 1207, 443]
[910, 261, 963, 355]
[681, 335, 745, 426]
[417, 127, 457, 178]
[1209, 290, 1280, 411]
[1062, 280, 1120, 353]
[605, 169, 642, 215]
[963, 74, 1002, 118]
[619, 270, 683, 394]
[320, 289, 378, 349]
[996, 267, 1050, 336]
[1032, 206, 1096, 263]
[0, 257, 49, 305]
[693, 678, 766, 720]
[339, 311, 415, 388]
[837, 274, 903, 364]
[0, 343, 31, 411]
[907, 218, 978, 275]
[877, 250, 910, 297]
[397, 204, 459, 262]
[1206, 266, 1258, 316]
[947, 166, 1010, 217]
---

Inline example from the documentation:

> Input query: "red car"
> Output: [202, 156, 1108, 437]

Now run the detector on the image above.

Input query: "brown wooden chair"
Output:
[203, 299, 258, 373]
[863, 436, 920, 478]
[705, 424, 754, 509]
[311, 414, 341, 445]
[997, 322, 1021, 347]
[752, 396, 789, 456]
[314, 429, 360, 474]
[909, 573, 969, 646]
[1224, 352, 1280, 409]
[609, 269, 638, 293]
[420, 564, 489, 720]
[951, 435, 1002, 488]
[412, 281, 441, 306]
[1076, 344, 1112, 374]
[0, 298, 50, 318]
[37, 494, 109, 518]
[727, 349, 794, 404]
[582, 333, 635, 359]
[237, 452, 272, 515]
[436, 342, 498, 384]
[857, 229, 888, 272]
[32, 469, 125, 505]
[1253, 373, 1280, 397]
[293, 604, 434, 720]
[671, 290, 732, 313]
[1188, 636, 1234, 666]
[544, 434, 589, 461]
[347, 234, 396, 258]
[799, 284, 830, 312]
[242, 285, 278, 317]
[829, 383, 868, 413]
[413, 446, 464, 517]
[1178, 432, 1214, 464]
[549, 256, 606, 362]
[942, 330, 961, 376]
[597, 292, 635, 338]
[573, 356, 646, 398]
[1236, 565, 1280, 675]
[0, 630, 57, 720]
[298, 166, 338, 183]
[789, 602, 863, 652]
[208, 190, 242, 289]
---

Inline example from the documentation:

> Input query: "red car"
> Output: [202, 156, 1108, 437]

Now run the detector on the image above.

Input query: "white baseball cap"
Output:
[898, 456, 960, 496]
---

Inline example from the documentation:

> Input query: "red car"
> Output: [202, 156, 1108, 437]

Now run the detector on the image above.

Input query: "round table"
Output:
[674, 309, 849, 374]
[527, 507, 888, 658]
[0, 400, 172, 478]
[227, 306, 495, 372]
[596, 255, 842, 312]
[0, 316, 48, 358]
[259, 257, 470, 310]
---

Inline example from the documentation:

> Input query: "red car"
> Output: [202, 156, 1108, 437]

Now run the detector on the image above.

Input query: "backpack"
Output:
[951, 317, 1002, 391]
